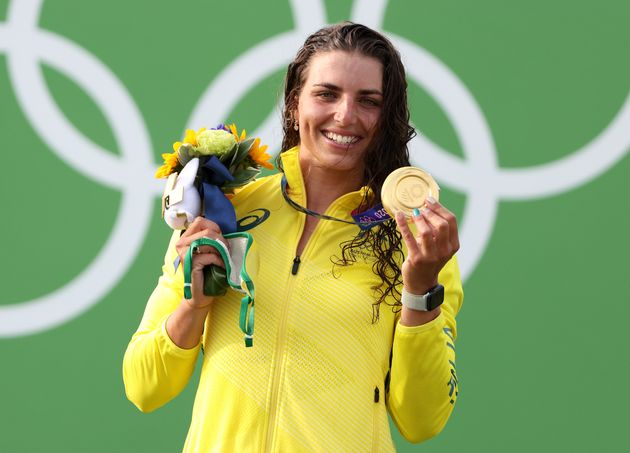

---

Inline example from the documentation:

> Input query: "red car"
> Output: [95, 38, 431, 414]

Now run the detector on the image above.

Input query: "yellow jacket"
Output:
[123, 147, 463, 452]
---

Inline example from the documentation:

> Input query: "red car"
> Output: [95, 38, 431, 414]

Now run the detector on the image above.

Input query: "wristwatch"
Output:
[401, 284, 444, 311]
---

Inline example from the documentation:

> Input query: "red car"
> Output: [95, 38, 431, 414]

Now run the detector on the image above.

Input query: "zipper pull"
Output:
[374, 386, 380, 403]
[291, 255, 301, 275]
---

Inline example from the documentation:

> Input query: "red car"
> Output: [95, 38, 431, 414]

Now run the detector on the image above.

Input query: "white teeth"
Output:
[325, 132, 359, 144]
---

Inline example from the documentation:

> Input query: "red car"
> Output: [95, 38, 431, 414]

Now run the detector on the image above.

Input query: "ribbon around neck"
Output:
[280, 175, 390, 230]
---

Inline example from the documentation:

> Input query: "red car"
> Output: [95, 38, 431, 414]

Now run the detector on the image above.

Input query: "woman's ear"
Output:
[292, 109, 299, 129]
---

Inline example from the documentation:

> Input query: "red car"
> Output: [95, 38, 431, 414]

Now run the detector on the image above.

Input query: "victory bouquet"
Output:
[156, 124, 273, 346]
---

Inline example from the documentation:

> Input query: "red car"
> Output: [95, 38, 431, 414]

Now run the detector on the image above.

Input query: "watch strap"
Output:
[401, 284, 444, 311]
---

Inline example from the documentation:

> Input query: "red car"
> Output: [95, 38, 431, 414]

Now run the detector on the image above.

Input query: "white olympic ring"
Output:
[0, 0, 628, 337]
[0, 0, 160, 336]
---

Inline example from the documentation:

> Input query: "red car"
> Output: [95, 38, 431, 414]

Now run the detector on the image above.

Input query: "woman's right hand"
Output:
[175, 217, 228, 309]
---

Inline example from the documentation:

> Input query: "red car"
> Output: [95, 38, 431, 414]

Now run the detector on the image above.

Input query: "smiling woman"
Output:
[296, 51, 383, 178]
[123, 22, 464, 452]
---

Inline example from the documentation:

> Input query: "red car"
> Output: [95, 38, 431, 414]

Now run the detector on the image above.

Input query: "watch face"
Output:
[427, 284, 445, 311]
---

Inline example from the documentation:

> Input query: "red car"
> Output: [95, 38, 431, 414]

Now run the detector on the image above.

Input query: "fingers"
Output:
[395, 210, 437, 256]
[395, 199, 460, 261]
[395, 211, 420, 256]
[190, 250, 225, 271]
[183, 229, 228, 252]
[181, 217, 222, 240]
[423, 197, 460, 253]
[420, 207, 450, 255]
[177, 217, 227, 248]
[396, 209, 438, 295]
[396, 210, 438, 265]
[410, 209, 438, 261]
[175, 217, 229, 268]
[189, 252, 225, 304]
[396, 199, 460, 296]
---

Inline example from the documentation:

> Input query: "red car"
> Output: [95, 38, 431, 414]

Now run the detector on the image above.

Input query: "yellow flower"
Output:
[154, 151, 179, 178]
[248, 137, 273, 169]
[154, 164, 172, 179]
[228, 123, 247, 142]
[163, 151, 179, 167]
[172, 127, 207, 152]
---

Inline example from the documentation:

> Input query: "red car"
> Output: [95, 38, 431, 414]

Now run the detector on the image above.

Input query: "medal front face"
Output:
[381, 167, 440, 218]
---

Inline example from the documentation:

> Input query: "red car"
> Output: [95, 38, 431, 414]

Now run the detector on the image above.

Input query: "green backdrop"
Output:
[1, 0, 629, 451]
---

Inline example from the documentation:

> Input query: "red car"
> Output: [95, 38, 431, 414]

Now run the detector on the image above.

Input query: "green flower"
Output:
[195, 129, 237, 157]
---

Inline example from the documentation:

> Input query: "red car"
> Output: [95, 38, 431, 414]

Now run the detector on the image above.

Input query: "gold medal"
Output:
[381, 166, 440, 218]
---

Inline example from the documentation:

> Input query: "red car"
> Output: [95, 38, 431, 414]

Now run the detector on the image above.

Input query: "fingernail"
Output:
[412, 208, 421, 217]
[426, 196, 437, 204]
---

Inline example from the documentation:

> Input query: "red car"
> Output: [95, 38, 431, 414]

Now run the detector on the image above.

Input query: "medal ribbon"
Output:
[280, 175, 391, 230]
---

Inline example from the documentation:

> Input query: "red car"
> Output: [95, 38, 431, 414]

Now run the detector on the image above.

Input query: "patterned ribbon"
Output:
[280, 175, 391, 230]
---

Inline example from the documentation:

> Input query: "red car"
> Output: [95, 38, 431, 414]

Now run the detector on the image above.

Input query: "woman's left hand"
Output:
[394, 197, 460, 296]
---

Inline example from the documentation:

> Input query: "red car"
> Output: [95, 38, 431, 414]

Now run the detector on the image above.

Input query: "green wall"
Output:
[1, 0, 629, 451]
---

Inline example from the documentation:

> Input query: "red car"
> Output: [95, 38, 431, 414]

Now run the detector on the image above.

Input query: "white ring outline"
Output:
[0, 0, 628, 335]
[0, 0, 159, 336]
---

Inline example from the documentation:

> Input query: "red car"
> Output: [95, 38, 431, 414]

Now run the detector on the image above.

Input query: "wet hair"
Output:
[279, 22, 416, 321]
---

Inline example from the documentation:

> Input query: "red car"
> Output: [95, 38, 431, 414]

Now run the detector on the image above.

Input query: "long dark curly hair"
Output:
[279, 22, 416, 321]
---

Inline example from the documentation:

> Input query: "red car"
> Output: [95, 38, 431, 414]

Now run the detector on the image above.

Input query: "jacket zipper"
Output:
[265, 180, 353, 450]
[291, 255, 301, 275]
[264, 214, 311, 451]
[372, 386, 380, 453]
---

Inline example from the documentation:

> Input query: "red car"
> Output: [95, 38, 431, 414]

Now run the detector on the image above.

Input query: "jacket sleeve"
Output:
[122, 231, 202, 413]
[386, 255, 463, 443]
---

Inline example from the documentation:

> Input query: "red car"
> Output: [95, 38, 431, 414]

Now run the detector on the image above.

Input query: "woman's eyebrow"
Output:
[312, 82, 341, 91]
[312, 82, 383, 96]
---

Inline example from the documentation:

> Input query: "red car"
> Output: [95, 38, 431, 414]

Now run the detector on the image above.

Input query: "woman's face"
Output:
[295, 50, 383, 177]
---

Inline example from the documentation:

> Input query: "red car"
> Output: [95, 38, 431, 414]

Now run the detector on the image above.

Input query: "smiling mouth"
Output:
[323, 131, 360, 145]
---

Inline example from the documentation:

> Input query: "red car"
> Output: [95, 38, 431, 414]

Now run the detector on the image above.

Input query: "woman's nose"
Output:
[333, 97, 356, 125]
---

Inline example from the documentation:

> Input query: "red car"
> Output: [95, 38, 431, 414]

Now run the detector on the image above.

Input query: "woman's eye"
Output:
[361, 97, 380, 107]
[316, 91, 335, 99]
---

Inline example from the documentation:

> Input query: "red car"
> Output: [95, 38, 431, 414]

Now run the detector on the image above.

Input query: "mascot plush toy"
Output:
[156, 124, 273, 346]
[163, 157, 200, 230]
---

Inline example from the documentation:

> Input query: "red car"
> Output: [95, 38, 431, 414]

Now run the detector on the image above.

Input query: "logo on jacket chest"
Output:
[237, 208, 271, 231]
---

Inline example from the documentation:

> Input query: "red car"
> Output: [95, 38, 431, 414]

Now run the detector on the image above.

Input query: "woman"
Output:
[123, 22, 463, 452]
